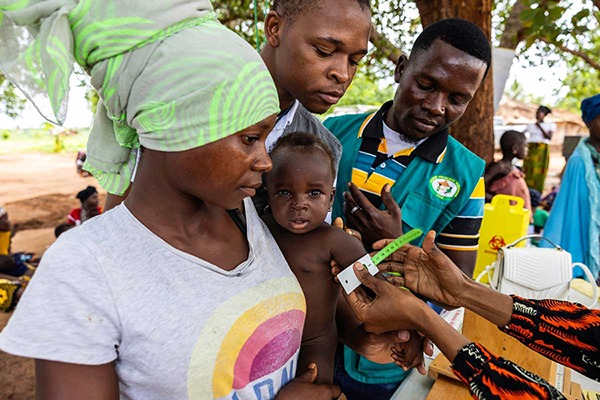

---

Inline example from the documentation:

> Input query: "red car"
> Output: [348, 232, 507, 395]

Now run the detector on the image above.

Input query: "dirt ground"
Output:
[1, 153, 106, 255]
[0, 150, 566, 399]
[0, 313, 35, 400]
[1, 152, 104, 400]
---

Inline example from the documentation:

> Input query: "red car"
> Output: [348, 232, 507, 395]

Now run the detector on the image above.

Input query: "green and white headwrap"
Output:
[0, 0, 280, 195]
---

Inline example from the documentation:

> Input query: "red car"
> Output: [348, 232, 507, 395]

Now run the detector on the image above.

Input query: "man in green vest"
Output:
[325, 19, 491, 399]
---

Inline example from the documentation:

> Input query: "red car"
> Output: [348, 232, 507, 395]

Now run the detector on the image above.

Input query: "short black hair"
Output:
[272, 0, 371, 23]
[537, 106, 552, 115]
[411, 18, 492, 79]
[76, 185, 97, 203]
[269, 132, 336, 179]
[500, 130, 526, 154]
[54, 223, 74, 239]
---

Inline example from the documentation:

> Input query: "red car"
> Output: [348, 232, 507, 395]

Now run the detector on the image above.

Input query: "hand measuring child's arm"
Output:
[331, 228, 429, 372]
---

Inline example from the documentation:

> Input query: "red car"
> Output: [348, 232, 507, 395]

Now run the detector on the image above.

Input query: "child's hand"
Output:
[330, 217, 363, 283]
[330, 259, 341, 283]
[391, 332, 433, 375]
[333, 217, 363, 243]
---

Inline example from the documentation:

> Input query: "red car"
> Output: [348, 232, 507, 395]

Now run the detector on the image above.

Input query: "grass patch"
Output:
[0, 129, 90, 155]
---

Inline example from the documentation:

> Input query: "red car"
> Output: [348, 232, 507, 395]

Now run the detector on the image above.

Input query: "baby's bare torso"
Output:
[263, 215, 367, 384]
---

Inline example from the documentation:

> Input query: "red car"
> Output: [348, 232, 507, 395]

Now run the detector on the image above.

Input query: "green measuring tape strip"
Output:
[371, 229, 423, 266]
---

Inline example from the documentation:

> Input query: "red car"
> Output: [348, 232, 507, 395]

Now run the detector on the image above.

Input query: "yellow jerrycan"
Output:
[473, 194, 530, 283]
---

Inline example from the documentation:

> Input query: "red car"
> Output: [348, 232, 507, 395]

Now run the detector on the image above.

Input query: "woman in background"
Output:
[543, 94, 600, 283]
[523, 105, 556, 193]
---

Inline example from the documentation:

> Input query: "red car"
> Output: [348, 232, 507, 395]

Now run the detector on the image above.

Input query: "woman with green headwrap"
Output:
[0, 1, 340, 398]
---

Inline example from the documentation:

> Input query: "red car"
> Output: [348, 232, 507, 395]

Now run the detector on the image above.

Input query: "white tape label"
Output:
[338, 254, 378, 295]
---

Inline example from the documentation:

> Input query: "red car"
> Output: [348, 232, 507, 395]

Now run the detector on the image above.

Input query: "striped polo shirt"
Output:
[352, 102, 485, 252]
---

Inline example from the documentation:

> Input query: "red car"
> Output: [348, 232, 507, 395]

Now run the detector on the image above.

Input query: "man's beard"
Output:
[397, 129, 422, 145]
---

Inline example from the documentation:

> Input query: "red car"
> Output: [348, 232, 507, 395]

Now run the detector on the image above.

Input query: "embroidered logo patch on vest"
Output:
[429, 176, 460, 201]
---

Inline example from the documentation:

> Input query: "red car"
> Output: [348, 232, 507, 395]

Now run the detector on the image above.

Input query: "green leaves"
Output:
[323, 71, 395, 116]
[520, 8, 536, 22]
[572, 9, 590, 24]
[0, 73, 26, 119]
[555, 69, 600, 112]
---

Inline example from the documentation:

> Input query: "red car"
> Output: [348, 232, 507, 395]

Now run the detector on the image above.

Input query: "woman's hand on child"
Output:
[343, 183, 403, 246]
[332, 261, 435, 367]
[276, 363, 341, 400]
[373, 231, 469, 309]
[391, 332, 433, 375]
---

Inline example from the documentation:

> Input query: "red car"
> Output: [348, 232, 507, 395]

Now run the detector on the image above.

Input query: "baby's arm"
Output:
[331, 229, 428, 371]
[297, 227, 368, 385]
[328, 226, 369, 268]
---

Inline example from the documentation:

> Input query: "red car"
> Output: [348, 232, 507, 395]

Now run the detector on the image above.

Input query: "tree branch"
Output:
[369, 26, 403, 65]
[499, 0, 528, 49]
[537, 36, 600, 70]
[594, 0, 600, 11]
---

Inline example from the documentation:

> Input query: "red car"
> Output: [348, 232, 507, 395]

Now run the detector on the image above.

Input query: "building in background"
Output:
[496, 97, 589, 151]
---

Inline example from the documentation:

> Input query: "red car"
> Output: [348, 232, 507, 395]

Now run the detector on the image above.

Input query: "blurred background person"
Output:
[485, 130, 531, 215]
[67, 186, 102, 226]
[523, 105, 556, 193]
[543, 94, 600, 283]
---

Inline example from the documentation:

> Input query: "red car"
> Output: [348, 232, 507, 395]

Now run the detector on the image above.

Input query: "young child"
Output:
[484, 130, 532, 214]
[262, 133, 369, 384]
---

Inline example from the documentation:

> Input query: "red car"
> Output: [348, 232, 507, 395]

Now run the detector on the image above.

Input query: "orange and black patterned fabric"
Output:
[451, 296, 600, 399]
[452, 343, 566, 400]
[500, 296, 600, 381]
[453, 342, 565, 400]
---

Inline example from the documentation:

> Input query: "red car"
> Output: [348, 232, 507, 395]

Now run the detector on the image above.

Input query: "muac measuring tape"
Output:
[338, 229, 423, 294]
[372, 228, 423, 265]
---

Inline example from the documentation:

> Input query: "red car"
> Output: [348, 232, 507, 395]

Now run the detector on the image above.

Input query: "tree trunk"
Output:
[414, 0, 495, 164]
[499, 0, 528, 49]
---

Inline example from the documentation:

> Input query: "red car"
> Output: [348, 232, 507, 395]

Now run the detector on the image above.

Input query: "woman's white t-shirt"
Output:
[0, 198, 306, 400]
[526, 122, 557, 145]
